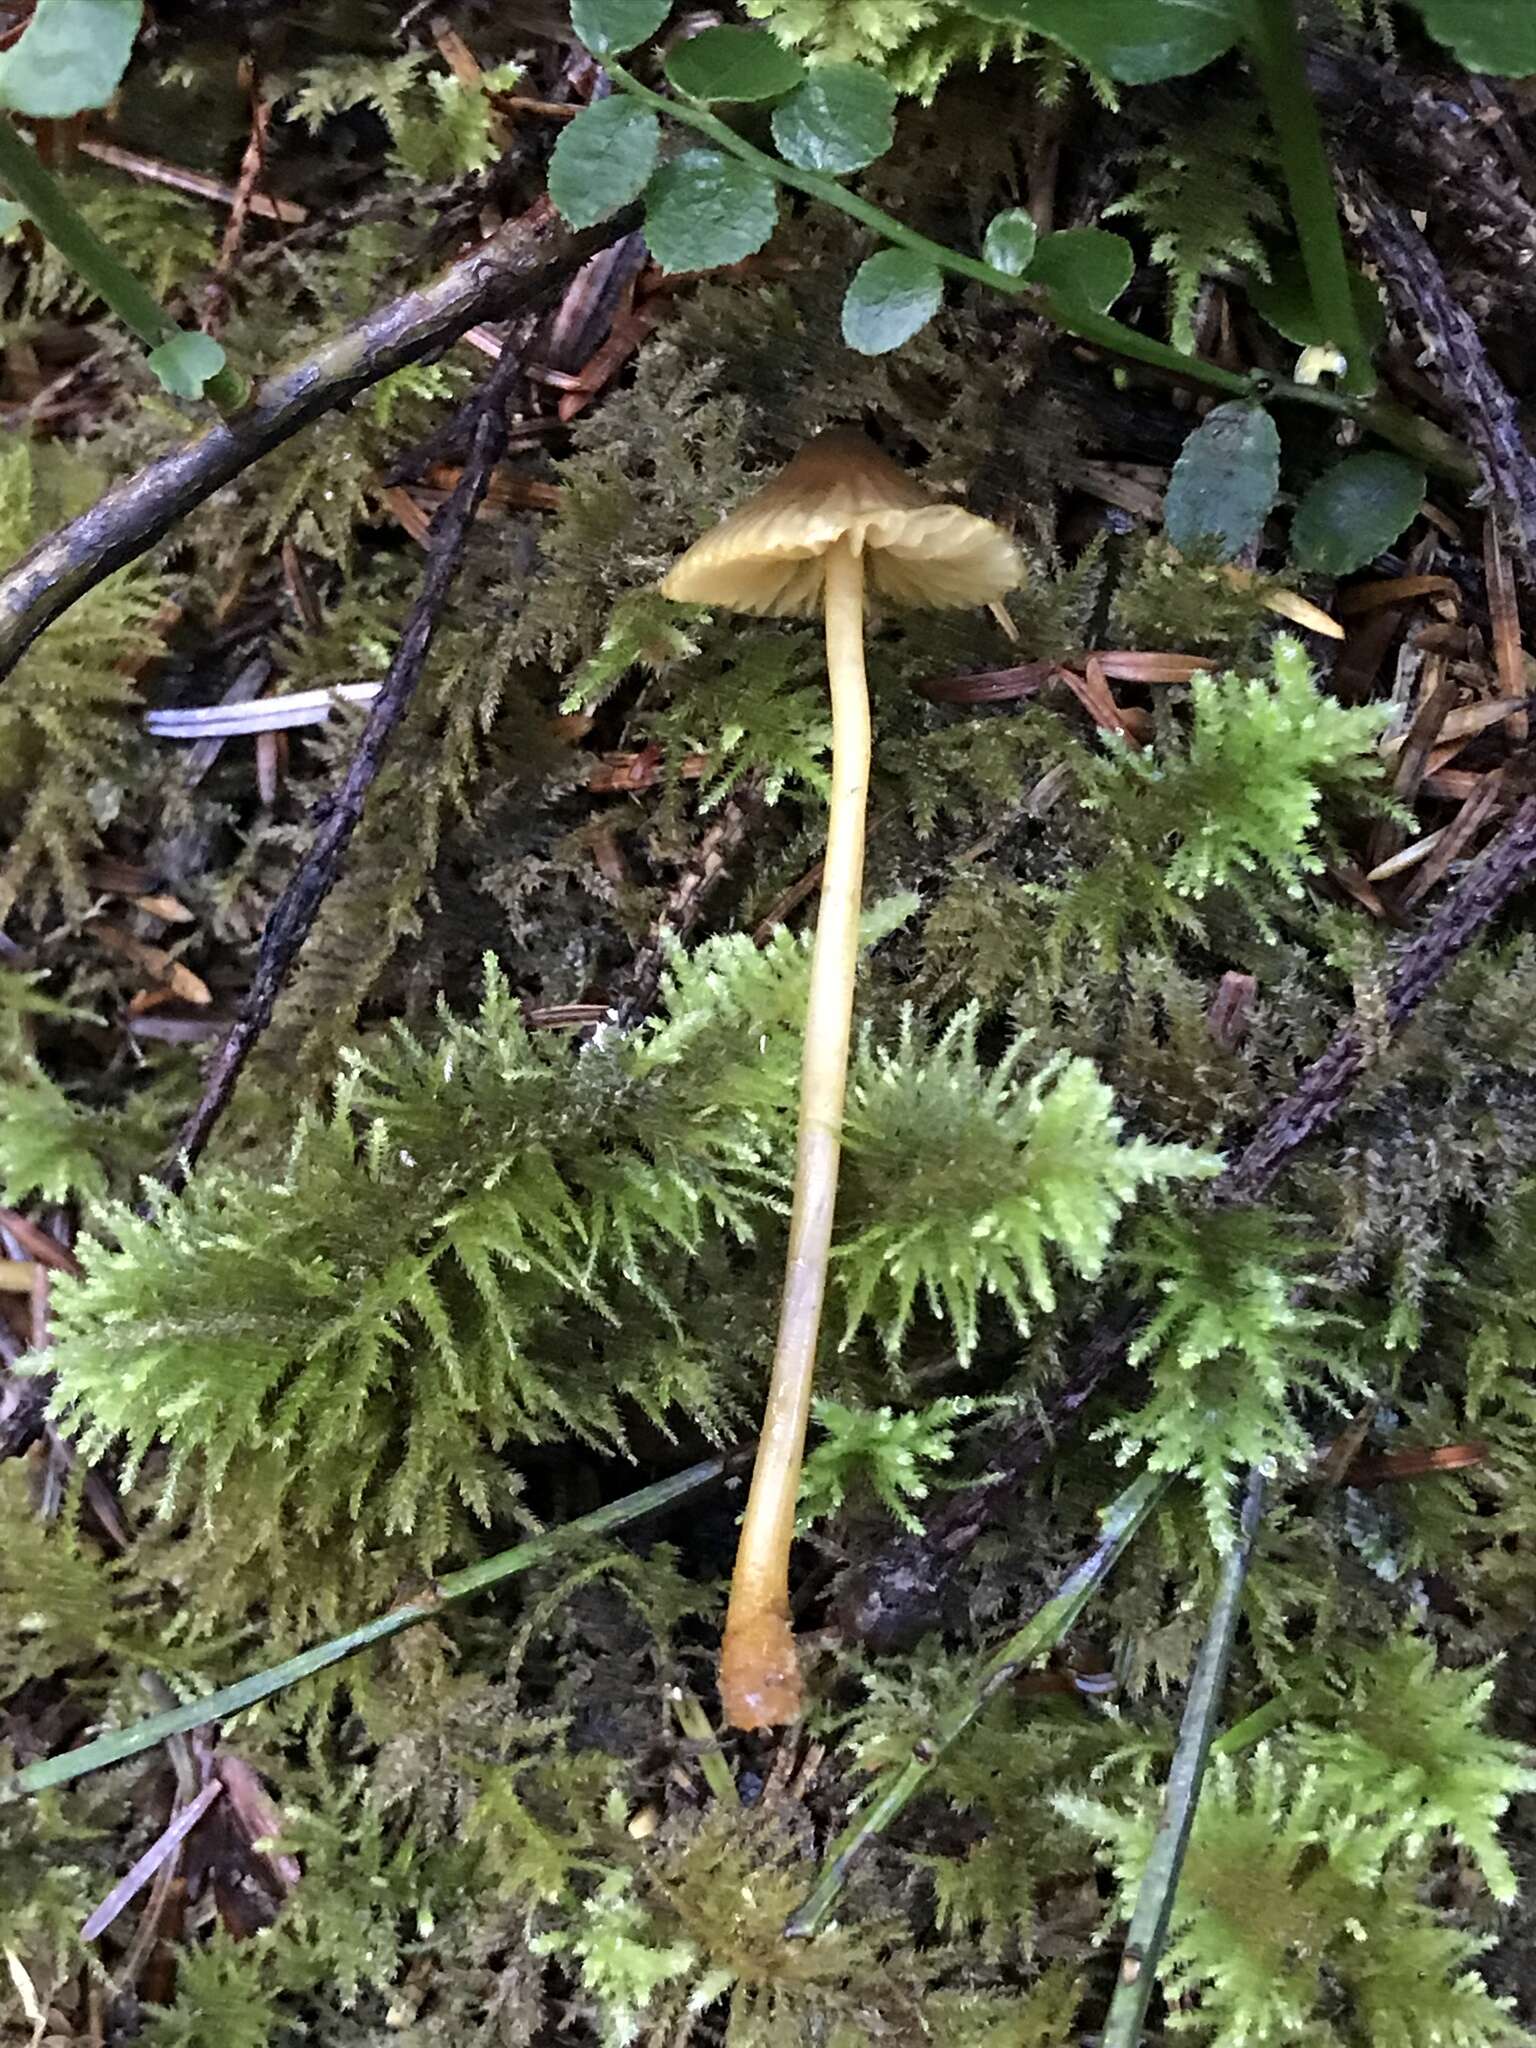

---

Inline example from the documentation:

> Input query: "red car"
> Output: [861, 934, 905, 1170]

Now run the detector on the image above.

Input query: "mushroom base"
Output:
[719, 1606, 805, 1731]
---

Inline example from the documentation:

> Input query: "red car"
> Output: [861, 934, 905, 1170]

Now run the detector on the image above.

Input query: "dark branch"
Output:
[160, 345, 527, 1191]
[836, 796, 1536, 1649]
[0, 210, 636, 684]
[1226, 794, 1536, 1197]
[1342, 164, 1536, 574]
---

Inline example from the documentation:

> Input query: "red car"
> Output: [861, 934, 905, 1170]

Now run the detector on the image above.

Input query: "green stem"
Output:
[0, 114, 247, 414]
[784, 1465, 1167, 1940]
[0, 1453, 735, 1804]
[1245, 0, 1373, 396]
[1101, 1468, 1267, 2048]
[669, 1686, 741, 1809]
[1210, 1689, 1292, 1757]
[609, 61, 1246, 396]
[607, 64, 1472, 481]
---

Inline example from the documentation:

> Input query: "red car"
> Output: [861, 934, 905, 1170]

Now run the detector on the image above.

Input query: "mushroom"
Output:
[661, 430, 1024, 1730]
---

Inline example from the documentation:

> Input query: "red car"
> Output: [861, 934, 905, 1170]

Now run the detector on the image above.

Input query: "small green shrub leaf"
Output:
[643, 149, 778, 274]
[771, 62, 896, 173]
[665, 25, 804, 101]
[1164, 403, 1280, 562]
[1409, 0, 1536, 73]
[1292, 453, 1425, 576]
[1248, 249, 1386, 353]
[0, 0, 141, 117]
[1029, 227, 1134, 313]
[982, 207, 1038, 277]
[1021, 0, 1243, 83]
[841, 249, 943, 354]
[547, 99, 660, 228]
[146, 330, 228, 400]
[569, 0, 668, 57]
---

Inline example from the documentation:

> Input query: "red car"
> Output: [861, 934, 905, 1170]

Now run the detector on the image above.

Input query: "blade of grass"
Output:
[2, 1453, 736, 1804]
[785, 1464, 1166, 1939]
[1101, 1467, 1267, 2048]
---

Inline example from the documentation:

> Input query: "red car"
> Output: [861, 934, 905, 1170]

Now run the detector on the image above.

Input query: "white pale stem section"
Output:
[721, 533, 870, 1730]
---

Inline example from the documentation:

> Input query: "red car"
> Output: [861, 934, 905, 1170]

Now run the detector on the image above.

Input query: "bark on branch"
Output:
[0, 210, 636, 684]
[161, 343, 527, 1189]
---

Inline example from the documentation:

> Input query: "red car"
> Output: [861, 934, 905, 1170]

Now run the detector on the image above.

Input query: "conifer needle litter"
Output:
[661, 431, 1023, 1729]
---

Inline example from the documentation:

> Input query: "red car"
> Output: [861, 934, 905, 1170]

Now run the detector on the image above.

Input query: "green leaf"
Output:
[1029, 227, 1134, 313]
[0, 198, 25, 235]
[569, 0, 668, 58]
[1164, 403, 1280, 562]
[1291, 453, 1425, 576]
[1247, 249, 1386, 353]
[1409, 0, 1536, 73]
[982, 207, 1038, 277]
[0, 0, 141, 117]
[841, 248, 943, 355]
[771, 62, 895, 174]
[547, 98, 660, 229]
[146, 329, 228, 400]
[665, 25, 805, 102]
[643, 149, 778, 274]
[1017, 0, 1242, 83]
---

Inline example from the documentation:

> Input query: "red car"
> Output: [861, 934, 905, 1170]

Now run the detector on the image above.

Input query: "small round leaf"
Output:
[548, 98, 659, 228]
[569, 0, 669, 58]
[841, 249, 943, 355]
[665, 25, 805, 102]
[0, 0, 140, 117]
[1029, 227, 1134, 313]
[1409, 0, 1536, 74]
[982, 208, 1038, 278]
[147, 330, 229, 401]
[644, 149, 778, 274]
[1292, 453, 1426, 576]
[1022, 0, 1242, 83]
[1248, 250, 1386, 353]
[1164, 403, 1281, 562]
[771, 62, 896, 174]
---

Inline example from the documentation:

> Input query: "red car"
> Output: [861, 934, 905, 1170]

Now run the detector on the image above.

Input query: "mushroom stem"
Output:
[720, 533, 870, 1731]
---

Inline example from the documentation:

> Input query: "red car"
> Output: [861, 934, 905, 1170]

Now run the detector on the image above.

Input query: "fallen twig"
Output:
[74, 136, 307, 223]
[162, 343, 525, 1187]
[81, 1780, 223, 1943]
[1343, 164, 1536, 573]
[1225, 794, 1536, 1199]
[0, 210, 635, 684]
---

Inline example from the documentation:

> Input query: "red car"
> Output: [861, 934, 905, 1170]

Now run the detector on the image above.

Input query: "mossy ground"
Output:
[3, 7, 1536, 2044]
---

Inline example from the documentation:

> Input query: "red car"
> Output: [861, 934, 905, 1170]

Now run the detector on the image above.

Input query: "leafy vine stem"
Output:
[603, 58, 1475, 485]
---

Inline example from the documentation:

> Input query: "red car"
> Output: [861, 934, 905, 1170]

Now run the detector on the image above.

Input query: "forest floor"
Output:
[5, 4, 1536, 2045]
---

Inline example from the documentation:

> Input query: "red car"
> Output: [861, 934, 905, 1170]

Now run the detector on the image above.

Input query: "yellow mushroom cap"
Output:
[659, 429, 1024, 618]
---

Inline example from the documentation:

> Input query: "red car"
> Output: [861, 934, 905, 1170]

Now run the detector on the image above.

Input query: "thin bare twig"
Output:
[610, 786, 767, 1030]
[162, 345, 525, 1188]
[1343, 164, 1536, 573]
[1225, 795, 1536, 1198]
[0, 211, 635, 685]
[81, 1781, 223, 1943]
